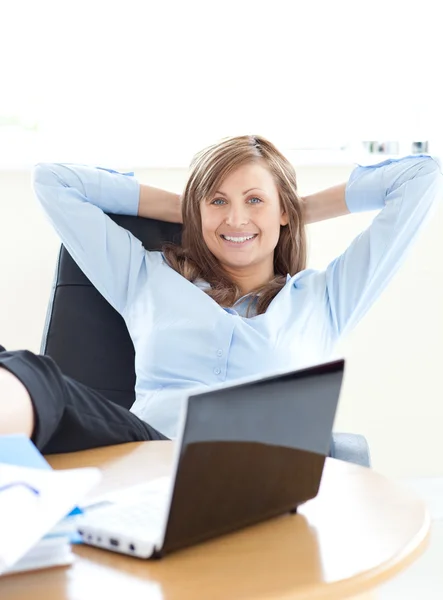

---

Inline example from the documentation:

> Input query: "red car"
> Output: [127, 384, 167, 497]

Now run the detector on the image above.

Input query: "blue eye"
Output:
[248, 197, 262, 204]
[211, 198, 226, 205]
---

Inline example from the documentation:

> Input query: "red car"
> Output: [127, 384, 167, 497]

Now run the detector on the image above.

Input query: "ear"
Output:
[280, 210, 289, 226]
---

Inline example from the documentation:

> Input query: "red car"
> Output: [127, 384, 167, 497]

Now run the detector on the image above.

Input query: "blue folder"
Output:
[0, 434, 83, 539]
[0, 434, 52, 470]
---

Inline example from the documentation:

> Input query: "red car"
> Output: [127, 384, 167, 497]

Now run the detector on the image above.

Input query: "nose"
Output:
[225, 203, 249, 228]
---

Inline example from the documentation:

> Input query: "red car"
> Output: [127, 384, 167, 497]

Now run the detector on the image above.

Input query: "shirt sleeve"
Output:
[33, 163, 150, 316]
[326, 155, 443, 337]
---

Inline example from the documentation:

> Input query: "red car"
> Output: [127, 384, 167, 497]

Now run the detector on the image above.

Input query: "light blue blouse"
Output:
[32, 156, 442, 437]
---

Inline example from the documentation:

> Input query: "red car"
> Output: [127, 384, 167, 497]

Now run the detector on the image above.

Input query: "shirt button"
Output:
[216, 349, 223, 357]
[214, 367, 221, 375]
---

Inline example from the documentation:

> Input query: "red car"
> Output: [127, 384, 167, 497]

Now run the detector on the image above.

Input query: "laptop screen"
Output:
[161, 360, 344, 555]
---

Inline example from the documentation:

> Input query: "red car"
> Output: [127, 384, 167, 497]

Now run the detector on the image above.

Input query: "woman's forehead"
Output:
[215, 162, 277, 194]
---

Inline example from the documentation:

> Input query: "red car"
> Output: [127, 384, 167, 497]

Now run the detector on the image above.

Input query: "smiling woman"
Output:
[201, 164, 289, 291]
[0, 134, 442, 450]
[163, 136, 305, 315]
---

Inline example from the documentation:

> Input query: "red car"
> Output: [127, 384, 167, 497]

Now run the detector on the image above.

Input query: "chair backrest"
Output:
[41, 216, 182, 409]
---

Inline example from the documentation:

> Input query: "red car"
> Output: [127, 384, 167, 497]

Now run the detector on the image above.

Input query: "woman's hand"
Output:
[138, 184, 183, 223]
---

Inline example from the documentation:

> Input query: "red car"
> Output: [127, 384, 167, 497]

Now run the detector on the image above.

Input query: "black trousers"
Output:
[0, 346, 166, 454]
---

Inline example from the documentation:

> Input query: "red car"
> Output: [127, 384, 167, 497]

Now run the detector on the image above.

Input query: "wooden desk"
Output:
[0, 442, 430, 600]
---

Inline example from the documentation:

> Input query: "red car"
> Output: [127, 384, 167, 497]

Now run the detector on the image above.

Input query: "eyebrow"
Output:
[214, 188, 265, 196]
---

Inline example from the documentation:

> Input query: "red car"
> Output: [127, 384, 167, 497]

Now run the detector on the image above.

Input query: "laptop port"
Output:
[129, 543, 136, 552]
[109, 538, 120, 547]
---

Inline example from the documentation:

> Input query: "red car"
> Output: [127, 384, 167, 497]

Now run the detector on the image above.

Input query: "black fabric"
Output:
[41, 215, 182, 409]
[0, 349, 167, 454]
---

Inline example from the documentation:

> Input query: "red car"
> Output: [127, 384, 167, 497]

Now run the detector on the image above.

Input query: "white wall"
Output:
[1, 165, 442, 479]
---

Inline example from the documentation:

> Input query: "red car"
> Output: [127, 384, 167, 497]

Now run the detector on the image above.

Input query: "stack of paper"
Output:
[5, 534, 74, 575]
[0, 436, 101, 576]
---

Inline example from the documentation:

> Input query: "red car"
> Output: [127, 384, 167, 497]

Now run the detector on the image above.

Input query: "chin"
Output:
[220, 257, 257, 269]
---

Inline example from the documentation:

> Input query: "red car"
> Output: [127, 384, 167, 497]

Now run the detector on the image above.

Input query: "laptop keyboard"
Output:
[78, 476, 171, 542]
[83, 500, 166, 540]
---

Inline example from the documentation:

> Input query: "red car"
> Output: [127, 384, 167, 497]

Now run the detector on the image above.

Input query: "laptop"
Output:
[76, 359, 345, 558]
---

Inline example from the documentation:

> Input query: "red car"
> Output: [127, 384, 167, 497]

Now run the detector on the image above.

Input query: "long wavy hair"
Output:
[163, 135, 307, 315]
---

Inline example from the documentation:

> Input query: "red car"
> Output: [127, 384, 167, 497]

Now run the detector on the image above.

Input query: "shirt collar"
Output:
[194, 274, 292, 297]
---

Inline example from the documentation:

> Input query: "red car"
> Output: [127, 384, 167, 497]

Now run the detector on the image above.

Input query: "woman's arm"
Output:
[138, 184, 182, 223]
[33, 164, 163, 315]
[323, 155, 443, 337]
[302, 183, 350, 224]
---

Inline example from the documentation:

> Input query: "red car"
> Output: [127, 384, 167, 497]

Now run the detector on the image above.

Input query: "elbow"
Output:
[32, 163, 60, 189]
[412, 156, 443, 217]
[419, 156, 443, 197]
[422, 154, 441, 170]
[416, 155, 442, 180]
[32, 164, 57, 209]
[399, 155, 443, 199]
[32, 163, 76, 211]
[32, 163, 81, 195]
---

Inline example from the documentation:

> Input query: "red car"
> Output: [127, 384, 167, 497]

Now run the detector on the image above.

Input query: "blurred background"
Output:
[1, 0, 442, 481]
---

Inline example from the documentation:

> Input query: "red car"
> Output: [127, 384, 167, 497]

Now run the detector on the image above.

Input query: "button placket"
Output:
[212, 317, 233, 380]
[214, 347, 227, 378]
[214, 348, 223, 376]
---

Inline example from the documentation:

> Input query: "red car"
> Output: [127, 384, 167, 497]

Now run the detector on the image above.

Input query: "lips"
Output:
[220, 233, 258, 248]
[220, 232, 258, 241]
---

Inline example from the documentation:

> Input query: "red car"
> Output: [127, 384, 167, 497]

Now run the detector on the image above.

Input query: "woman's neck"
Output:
[223, 264, 275, 296]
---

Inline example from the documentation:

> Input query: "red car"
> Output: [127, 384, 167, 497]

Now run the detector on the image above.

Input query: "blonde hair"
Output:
[163, 135, 306, 315]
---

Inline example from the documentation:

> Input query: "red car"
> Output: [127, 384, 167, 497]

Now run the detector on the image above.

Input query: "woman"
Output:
[0, 135, 441, 453]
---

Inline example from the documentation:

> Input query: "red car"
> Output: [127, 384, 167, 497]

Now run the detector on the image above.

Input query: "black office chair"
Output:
[40, 215, 370, 466]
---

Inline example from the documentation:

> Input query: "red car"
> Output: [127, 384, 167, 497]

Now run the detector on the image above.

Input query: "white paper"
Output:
[4, 545, 74, 575]
[0, 463, 101, 575]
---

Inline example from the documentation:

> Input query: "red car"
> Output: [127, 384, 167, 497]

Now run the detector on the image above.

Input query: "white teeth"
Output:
[222, 235, 255, 243]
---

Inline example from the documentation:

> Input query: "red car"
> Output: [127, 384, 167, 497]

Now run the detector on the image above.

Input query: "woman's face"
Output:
[200, 161, 288, 276]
